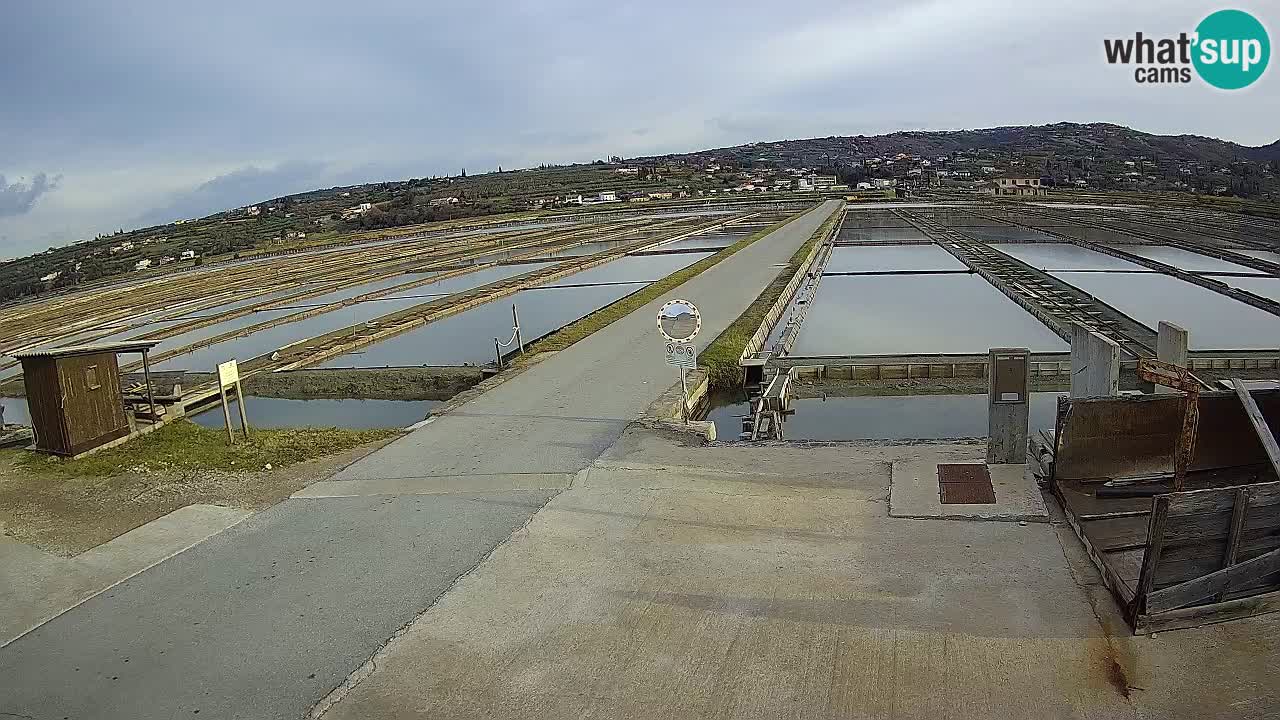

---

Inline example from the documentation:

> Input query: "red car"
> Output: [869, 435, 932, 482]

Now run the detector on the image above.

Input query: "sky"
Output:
[2, 0, 1277, 257]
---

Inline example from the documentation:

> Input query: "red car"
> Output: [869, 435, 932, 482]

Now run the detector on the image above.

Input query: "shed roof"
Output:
[10, 340, 162, 360]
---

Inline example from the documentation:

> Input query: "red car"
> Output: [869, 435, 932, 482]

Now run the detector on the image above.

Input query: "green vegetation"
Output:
[16, 421, 398, 477]
[523, 210, 811, 357]
[698, 209, 840, 389]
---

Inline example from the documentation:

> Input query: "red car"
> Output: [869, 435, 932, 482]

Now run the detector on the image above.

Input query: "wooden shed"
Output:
[11, 340, 161, 457]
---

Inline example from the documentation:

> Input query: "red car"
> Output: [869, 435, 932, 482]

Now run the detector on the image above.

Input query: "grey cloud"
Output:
[1, 0, 1277, 254]
[135, 161, 328, 227]
[0, 173, 61, 217]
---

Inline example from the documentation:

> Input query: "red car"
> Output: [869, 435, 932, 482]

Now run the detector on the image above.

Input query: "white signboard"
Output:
[216, 359, 239, 389]
[665, 341, 697, 368]
[657, 299, 701, 343]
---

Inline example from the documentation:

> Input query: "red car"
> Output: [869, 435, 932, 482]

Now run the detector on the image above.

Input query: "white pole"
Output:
[513, 303, 524, 354]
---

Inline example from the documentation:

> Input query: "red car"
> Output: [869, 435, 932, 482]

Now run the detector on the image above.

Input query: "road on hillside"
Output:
[0, 200, 840, 720]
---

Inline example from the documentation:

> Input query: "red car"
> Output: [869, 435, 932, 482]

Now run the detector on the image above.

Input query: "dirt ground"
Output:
[0, 434, 398, 557]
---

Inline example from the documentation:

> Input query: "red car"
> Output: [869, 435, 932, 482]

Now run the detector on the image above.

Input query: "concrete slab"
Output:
[1, 504, 250, 647]
[890, 458, 1049, 522]
[316, 442, 1125, 720]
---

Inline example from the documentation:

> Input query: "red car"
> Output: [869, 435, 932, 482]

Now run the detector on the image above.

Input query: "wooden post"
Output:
[141, 348, 158, 421]
[1232, 378, 1280, 480]
[234, 379, 251, 440]
[1132, 495, 1170, 625]
[494, 338, 504, 369]
[1217, 487, 1250, 602]
[219, 385, 235, 445]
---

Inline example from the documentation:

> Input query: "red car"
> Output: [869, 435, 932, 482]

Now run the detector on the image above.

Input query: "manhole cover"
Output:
[938, 463, 996, 505]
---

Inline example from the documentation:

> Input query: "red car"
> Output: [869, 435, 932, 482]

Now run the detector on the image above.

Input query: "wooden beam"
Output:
[1137, 588, 1280, 634]
[1131, 496, 1170, 624]
[1146, 546, 1280, 614]
[1217, 487, 1250, 602]
[1232, 378, 1280, 481]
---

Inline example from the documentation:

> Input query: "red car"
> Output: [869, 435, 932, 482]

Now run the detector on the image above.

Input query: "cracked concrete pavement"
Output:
[316, 429, 1280, 719]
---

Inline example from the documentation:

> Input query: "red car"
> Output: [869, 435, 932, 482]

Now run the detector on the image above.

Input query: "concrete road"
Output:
[0, 200, 840, 719]
[316, 199, 840, 486]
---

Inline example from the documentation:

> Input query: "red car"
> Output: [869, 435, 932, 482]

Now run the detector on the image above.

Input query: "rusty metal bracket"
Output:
[1137, 358, 1201, 490]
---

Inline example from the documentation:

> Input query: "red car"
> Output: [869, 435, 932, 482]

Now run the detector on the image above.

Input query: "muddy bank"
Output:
[791, 376, 1071, 398]
[790, 365, 1280, 398]
[186, 366, 484, 401]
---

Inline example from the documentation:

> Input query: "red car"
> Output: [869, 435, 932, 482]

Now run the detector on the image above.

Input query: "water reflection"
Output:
[991, 243, 1145, 271]
[824, 245, 965, 273]
[1053, 271, 1280, 350]
[792, 274, 1067, 356]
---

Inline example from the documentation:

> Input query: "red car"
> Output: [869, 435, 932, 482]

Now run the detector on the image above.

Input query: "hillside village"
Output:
[2, 123, 1278, 305]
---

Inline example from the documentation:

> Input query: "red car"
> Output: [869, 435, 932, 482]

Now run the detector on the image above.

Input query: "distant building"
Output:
[340, 202, 375, 219]
[180, 250, 197, 260]
[428, 197, 460, 207]
[992, 177, 1046, 196]
[598, 190, 617, 202]
[648, 190, 673, 200]
[628, 193, 651, 203]
[615, 167, 639, 175]
[39, 271, 61, 282]
[811, 175, 838, 189]
[134, 259, 152, 270]
[795, 177, 814, 191]
[246, 205, 261, 217]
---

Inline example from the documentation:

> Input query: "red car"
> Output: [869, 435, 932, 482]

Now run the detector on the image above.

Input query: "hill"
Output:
[643, 122, 1280, 167]
[3, 122, 1277, 306]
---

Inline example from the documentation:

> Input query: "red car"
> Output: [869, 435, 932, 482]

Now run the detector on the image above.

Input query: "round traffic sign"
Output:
[657, 299, 701, 342]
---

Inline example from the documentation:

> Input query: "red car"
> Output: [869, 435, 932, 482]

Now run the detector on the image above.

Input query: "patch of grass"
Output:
[698, 208, 840, 390]
[16, 420, 399, 478]
[521, 208, 813, 356]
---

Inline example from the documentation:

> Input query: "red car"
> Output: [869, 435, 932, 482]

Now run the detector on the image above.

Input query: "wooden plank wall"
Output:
[56, 353, 129, 455]
[1055, 390, 1280, 481]
[1135, 482, 1280, 631]
[21, 358, 69, 454]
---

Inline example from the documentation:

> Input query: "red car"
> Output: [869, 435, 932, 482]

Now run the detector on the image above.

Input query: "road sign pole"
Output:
[679, 365, 689, 423]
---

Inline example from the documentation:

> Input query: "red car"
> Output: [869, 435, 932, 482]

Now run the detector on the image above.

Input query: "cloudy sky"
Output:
[2, 0, 1276, 256]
